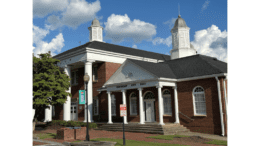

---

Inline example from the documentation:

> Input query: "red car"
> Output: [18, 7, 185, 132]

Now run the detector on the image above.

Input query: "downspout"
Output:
[215, 76, 225, 136]
[223, 76, 228, 123]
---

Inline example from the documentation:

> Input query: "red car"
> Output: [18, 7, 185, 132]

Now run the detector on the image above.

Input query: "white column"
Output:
[107, 92, 113, 124]
[157, 85, 165, 125]
[215, 76, 225, 136]
[173, 86, 180, 124]
[44, 104, 52, 122]
[138, 88, 145, 124]
[83, 60, 95, 123]
[63, 65, 71, 121]
[121, 90, 128, 124]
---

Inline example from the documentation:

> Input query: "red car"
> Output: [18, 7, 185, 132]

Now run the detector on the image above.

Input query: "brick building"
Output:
[41, 16, 227, 136]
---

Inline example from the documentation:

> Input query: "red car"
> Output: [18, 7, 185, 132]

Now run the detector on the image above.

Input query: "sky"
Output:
[32, 0, 227, 62]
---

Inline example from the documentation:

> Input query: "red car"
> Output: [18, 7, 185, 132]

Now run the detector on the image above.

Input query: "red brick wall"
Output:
[177, 78, 224, 135]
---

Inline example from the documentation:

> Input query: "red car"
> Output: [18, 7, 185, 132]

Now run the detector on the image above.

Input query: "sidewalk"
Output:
[177, 131, 227, 141]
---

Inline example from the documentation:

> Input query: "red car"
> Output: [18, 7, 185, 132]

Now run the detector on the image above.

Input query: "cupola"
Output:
[170, 15, 196, 59]
[88, 18, 103, 42]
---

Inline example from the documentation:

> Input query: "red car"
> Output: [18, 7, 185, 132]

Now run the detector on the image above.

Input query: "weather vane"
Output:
[178, 3, 180, 16]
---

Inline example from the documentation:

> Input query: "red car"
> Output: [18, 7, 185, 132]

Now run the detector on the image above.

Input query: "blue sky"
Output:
[33, 0, 227, 61]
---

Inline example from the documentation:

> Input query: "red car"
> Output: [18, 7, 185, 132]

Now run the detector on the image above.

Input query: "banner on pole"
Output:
[120, 104, 127, 117]
[79, 90, 85, 104]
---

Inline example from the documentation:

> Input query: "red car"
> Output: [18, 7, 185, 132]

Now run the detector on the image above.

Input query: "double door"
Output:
[71, 102, 78, 121]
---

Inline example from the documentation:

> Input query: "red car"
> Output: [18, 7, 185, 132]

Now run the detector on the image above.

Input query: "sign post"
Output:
[120, 104, 126, 145]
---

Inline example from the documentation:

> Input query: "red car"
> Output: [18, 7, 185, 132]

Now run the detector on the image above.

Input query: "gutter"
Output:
[215, 76, 225, 136]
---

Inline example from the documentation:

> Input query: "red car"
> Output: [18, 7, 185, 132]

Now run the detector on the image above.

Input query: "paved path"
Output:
[177, 131, 227, 141]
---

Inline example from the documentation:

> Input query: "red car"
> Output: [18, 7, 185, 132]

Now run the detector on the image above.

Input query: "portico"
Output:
[103, 79, 180, 125]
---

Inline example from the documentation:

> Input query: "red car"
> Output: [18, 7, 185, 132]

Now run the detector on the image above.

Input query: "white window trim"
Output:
[192, 86, 207, 116]
[111, 95, 116, 116]
[162, 89, 172, 116]
[129, 92, 137, 115]
[94, 98, 99, 115]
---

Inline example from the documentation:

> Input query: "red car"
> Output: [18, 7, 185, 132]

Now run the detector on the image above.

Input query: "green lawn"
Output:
[37, 133, 57, 139]
[205, 139, 227, 145]
[146, 135, 190, 140]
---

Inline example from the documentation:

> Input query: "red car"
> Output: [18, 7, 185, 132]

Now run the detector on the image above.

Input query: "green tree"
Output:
[33, 52, 71, 125]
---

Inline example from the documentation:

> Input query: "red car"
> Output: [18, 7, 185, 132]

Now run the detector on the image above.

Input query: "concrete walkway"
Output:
[177, 131, 227, 141]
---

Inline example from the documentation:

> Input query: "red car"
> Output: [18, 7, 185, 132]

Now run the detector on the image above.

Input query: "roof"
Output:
[127, 54, 227, 79]
[91, 18, 101, 27]
[173, 15, 188, 30]
[53, 41, 171, 61]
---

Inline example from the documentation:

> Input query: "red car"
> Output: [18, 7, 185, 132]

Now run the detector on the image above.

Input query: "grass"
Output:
[37, 133, 57, 139]
[204, 139, 227, 145]
[146, 135, 190, 140]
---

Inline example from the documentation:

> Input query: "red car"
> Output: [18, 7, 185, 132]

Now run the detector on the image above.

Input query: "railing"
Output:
[179, 112, 194, 121]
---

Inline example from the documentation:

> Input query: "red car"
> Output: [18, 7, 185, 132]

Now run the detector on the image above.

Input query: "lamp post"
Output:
[83, 73, 90, 141]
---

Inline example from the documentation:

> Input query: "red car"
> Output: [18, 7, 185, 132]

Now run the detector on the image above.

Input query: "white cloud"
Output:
[152, 36, 172, 47]
[163, 18, 177, 29]
[35, 0, 101, 29]
[201, 0, 210, 12]
[33, 25, 64, 57]
[191, 25, 227, 62]
[33, 0, 69, 18]
[132, 44, 137, 49]
[60, 0, 101, 28]
[104, 14, 156, 43]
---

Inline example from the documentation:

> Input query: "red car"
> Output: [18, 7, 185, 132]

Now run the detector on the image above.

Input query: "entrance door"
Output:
[145, 100, 155, 122]
[71, 102, 78, 121]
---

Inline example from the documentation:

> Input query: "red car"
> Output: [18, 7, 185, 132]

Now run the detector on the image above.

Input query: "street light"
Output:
[83, 73, 90, 141]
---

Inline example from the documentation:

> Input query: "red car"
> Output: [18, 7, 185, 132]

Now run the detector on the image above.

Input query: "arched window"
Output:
[163, 89, 172, 115]
[111, 95, 116, 116]
[144, 92, 155, 99]
[193, 86, 206, 115]
[129, 92, 137, 115]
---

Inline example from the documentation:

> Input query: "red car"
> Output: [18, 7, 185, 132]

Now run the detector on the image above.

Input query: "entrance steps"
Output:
[94, 122, 189, 135]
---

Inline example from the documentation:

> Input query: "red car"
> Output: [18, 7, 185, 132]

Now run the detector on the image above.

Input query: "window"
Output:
[144, 92, 155, 100]
[93, 65, 98, 81]
[129, 92, 137, 115]
[193, 86, 206, 115]
[111, 95, 116, 116]
[93, 98, 99, 115]
[71, 70, 78, 85]
[163, 90, 172, 115]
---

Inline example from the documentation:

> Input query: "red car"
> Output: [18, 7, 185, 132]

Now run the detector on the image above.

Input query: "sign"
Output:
[120, 104, 127, 117]
[79, 90, 85, 105]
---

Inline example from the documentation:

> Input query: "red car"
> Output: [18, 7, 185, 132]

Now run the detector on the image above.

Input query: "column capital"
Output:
[121, 89, 126, 93]
[156, 85, 163, 88]
[172, 86, 177, 89]
[107, 91, 111, 94]
[138, 88, 143, 91]
[82, 59, 95, 64]
[64, 64, 73, 69]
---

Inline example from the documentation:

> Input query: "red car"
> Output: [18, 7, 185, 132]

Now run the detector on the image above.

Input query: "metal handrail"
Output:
[179, 111, 194, 121]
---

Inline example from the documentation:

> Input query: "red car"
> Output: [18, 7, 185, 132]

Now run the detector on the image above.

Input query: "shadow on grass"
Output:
[38, 133, 57, 139]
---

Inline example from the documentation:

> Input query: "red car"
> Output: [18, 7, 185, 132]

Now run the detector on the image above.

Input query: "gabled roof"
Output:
[127, 54, 227, 79]
[53, 41, 171, 61]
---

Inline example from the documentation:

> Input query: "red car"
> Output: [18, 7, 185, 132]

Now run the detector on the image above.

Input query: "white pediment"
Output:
[105, 60, 157, 86]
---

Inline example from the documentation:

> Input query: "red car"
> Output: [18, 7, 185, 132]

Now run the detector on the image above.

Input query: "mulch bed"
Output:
[33, 141, 49, 146]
